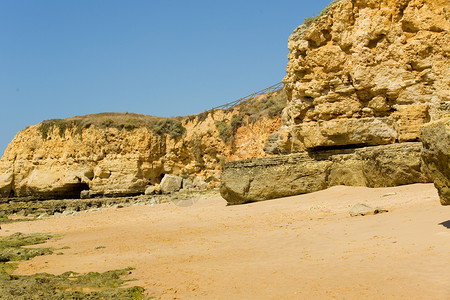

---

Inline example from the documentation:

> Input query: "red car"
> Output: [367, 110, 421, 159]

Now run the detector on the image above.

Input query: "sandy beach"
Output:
[1, 183, 449, 299]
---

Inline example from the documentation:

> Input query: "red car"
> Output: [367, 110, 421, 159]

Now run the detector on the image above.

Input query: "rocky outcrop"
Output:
[221, 0, 447, 205]
[267, 0, 450, 153]
[421, 117, 450, 205]
[0, 89, 285, 199]
[221, 143, 430, 205]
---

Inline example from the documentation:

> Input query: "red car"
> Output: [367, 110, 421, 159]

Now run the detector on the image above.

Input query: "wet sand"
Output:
[1, 183, 449, 299]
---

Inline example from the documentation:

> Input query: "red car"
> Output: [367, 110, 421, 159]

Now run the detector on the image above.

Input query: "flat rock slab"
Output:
[221, 142, 430, 205]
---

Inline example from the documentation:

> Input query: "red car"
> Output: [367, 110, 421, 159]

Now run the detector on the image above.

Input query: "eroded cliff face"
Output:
[221, 0, 449, 204]
[268, 0, 449, 153]
[0, 91, 284, 198]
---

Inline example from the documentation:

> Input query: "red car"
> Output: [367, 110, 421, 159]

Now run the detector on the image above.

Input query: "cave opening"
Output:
[51, 182, 90, 200]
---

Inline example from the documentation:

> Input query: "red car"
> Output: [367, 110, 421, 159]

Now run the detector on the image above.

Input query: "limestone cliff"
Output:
[0, 90, 285, 198]
[267, 0, 449, 153]
[221, 0, 449, 204]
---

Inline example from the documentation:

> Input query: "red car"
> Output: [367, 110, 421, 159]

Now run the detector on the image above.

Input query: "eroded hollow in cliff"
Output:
[54, 182, 90, 199]
[308, 143, 370, 155]
[312, 143, 372, 151]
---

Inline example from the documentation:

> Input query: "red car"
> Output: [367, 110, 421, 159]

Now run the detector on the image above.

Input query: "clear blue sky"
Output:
[1, 0, 333, 156]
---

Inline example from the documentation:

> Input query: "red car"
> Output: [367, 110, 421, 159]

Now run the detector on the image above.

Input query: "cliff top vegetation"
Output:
[38, 87, 287, 143]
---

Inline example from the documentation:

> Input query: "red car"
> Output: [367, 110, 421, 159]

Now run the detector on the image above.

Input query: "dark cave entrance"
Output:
[52, 181, 90, 199]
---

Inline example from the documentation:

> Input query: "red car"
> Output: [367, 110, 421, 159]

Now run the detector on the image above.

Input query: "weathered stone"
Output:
[0, 170, 13, 197]
[80, 190, 91, 199]
[182, 178, 194, 189]
[198, 182, 209, 190]
[349, 204, 388, 217]
[275, 0, 450, 153]
[357, 143, 429, 187]
[421, 117, 450, 205]
[221, 152, 332, 205]
[392, 105, 430, 142]
[144, 186, 156, 195]
[160, 175, 182, 194]
[221, 143, 430, 205]
[290, 118, 397, 150]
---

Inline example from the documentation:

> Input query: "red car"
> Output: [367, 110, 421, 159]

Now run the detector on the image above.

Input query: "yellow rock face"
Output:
[280, 0, 450, 152]
[0, 109, 282, 198]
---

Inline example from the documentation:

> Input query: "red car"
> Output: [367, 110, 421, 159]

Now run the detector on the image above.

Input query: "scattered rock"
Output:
[198, 182, 209, 191]
[382, 193, 397, 197]
[182, 178, 195, 189]
[154, 184, 161, 194]
[80, 190, 91, 199]
[62, 210, 75, 216]
[37, 213, 49, 219]
[160, 175, 183, 194]
[144, 185, 156, 195]
[349, 204, 388, 217]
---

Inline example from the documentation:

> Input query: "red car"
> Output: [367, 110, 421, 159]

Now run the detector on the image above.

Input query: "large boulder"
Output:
[221, 152, 331, 205]
[221, 143, 430, 205]
[160, 175, 183, 194]
[421, 117, 450, 205]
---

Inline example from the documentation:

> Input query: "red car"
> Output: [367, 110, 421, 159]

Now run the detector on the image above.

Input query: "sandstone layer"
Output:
[267, 0, 450, 153]
[221, 143, 430, 205]
[421, 117, 450, 205]
[0, 90, 285, 199]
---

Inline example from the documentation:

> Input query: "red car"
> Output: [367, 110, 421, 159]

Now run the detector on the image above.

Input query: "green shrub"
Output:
[267, 104, 285, 118]
[197, 111, 210, 123]
[215, 120, 232, 144]
[230, 114, 244, 133]
[152, 118, 186, 138]
[303, 16, 315, 27]
[303, 0, 339, 27]
[38, 119, 81, 139]
[100, 118, 116, 128]
[237, 89, 287, 125]
[122, 118, 140, 130]
[192, 136, 204, 164]
[75, 120, 92, 136]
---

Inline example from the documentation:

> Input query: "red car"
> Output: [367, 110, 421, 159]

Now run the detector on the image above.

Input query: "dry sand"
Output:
[1, 183, 449, 299]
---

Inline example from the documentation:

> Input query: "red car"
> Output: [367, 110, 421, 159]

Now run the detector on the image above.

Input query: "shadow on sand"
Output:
[438, 220, 450, 229]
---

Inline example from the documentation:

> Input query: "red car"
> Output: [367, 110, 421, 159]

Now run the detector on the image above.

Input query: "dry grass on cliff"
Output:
[213, 88, 287, 144]
[37, 87, 286, 144]
[38, 112, 186, 139]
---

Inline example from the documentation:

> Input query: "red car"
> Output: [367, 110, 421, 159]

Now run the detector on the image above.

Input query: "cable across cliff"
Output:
[213, 82, 283, 110]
